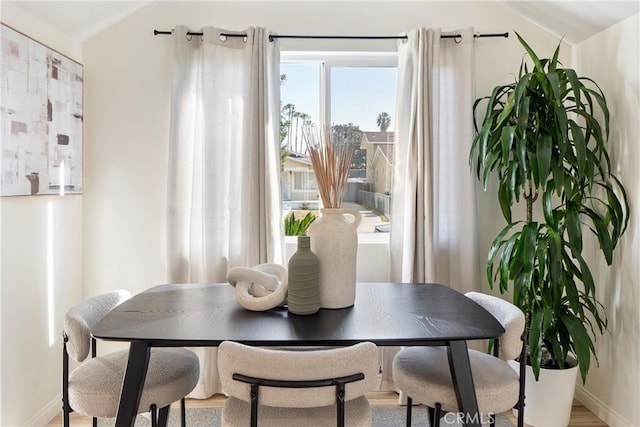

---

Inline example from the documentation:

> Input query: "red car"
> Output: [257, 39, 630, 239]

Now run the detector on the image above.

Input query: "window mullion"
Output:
[320, 61, 330, 133]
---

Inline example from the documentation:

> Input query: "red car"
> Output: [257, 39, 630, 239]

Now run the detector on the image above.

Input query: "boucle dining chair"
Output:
[62, 290, 200, 427]
[218, 341, 378, 427]
[392, 292, 527, 427]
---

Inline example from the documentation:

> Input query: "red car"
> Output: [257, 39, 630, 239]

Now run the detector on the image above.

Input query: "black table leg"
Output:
[447, 340, 481, 427]
[115, 341, 151, 427]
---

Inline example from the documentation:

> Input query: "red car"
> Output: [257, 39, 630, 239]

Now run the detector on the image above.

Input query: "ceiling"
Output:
[7, 1, 153, 42]
[500, 0, 639, 44]
[6, 0, 640, 44]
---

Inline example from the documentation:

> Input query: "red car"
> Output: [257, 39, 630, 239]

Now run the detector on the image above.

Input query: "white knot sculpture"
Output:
[226, 263, 288, 311]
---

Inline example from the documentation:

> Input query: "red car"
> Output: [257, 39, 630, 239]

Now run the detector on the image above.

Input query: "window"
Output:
[280, 52, 397, 234]
[293, 171, 318, 190]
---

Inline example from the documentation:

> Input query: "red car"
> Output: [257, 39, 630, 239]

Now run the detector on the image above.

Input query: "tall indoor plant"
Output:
[470, 33, 629, 388]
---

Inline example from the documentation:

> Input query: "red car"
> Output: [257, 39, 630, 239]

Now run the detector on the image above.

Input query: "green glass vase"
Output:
[287, 236, 320, 315]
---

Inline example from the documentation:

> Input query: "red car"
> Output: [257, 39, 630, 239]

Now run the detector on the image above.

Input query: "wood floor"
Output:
[47, 391, 607, 426]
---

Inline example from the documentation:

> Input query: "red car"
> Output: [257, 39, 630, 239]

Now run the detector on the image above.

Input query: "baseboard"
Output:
[575, 384, 631, 426]
[28, 393, 61, 427]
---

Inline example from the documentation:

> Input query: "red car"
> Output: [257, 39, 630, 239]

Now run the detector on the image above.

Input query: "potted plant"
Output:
[470, 33, 629, 425]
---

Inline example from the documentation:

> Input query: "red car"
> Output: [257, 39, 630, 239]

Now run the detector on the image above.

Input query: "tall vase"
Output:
[287, 235, 320, 315]
[307, 208, 362, 309]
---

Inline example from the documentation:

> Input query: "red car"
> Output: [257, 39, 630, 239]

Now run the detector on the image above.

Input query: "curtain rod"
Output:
[153, 30, 509, 41]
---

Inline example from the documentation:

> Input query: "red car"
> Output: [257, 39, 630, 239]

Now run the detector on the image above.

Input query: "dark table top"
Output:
[92, 282, 504, 347]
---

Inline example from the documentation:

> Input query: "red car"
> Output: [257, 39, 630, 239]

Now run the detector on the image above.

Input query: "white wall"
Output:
[572, 13, 640, 426]
[0, 3, 84, 426]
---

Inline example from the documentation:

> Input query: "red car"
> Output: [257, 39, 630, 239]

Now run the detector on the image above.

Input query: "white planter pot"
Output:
[307, 208, 361, 309]
[509, 359, 578, 427]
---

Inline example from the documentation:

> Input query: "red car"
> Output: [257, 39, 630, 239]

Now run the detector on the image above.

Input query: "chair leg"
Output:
[62, 335, 72, 427]
[517, 399, 525, 427]
[92, 417, 97, 427]
[157, 406, 170, 427]
[62, 407, 70, 427]
[432, 403, 442, 427]
[250, 383, 259, 427]
[406, 396, 412, 427]
[181, 397, 187, 427]
[151, 404, 158, 427]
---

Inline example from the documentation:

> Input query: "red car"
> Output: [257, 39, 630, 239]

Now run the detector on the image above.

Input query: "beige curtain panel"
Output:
[167, 25, 284, 398]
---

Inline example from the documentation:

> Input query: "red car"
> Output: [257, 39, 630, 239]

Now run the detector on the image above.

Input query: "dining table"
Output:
[92, 282, 504, 427]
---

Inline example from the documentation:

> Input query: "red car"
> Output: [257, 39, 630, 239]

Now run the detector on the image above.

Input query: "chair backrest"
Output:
[64, 290, 131, 362]
[218, 341, 378, 408]
[465, 292, 525, 361]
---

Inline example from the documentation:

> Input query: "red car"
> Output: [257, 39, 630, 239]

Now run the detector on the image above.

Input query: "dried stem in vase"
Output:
[304, 126, 355, 209]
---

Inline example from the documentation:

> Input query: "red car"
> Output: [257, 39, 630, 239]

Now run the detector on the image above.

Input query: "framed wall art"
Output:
[1, 23, 83, 196]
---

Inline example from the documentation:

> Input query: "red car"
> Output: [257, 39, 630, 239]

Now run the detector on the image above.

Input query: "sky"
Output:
[281, 62, 397, 133]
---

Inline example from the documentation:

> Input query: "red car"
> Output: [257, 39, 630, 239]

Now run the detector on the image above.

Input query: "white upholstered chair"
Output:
[62, 290, 200, 427]
[218, 341, 378, 427]
[392, 292, 527, 427]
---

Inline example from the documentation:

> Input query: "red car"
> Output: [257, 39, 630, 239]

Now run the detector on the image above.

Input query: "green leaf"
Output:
[516, 32, 545, 73]
[573, 248, 595, 296]
[509, 231, 525, 282]
[516, 133, 527, 172]
[500, 233, 520, 292]
[565, 68, 582, 109]
[549, 41, 561, 72]
[583, 207, 614, 264]
[555, 105, 569, 148]
[495, 93, 516, 129]
[548, 229, 563, 285]
[569, 120, 586, 178]
[501, 126, 516, 164]
[529, 306, 544, 379]
[482, 150, 501, 190]
[560, 313, 594, 383]
[498, 179, 513, 222]
[472, 96, 489, 133]
[607, 175, 631, 237]
[487, 224, 518, 284]
[508, 161, 519, 198]
[542, 187, 555, 227]
[547, 72, 561, 102]
[536, 134, 553, 188]
[582, 79, 610, 138]
[562, 263, 581, 313]
[535, 235, 548, 283]
[551, 161, 565, 197]
[514, 74, 531, 113]
[566, 202, 582, 252]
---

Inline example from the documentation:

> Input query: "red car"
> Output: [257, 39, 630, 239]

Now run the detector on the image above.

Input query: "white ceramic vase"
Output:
[509, 359, 578, 426]
[307, 208, 362, 309]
